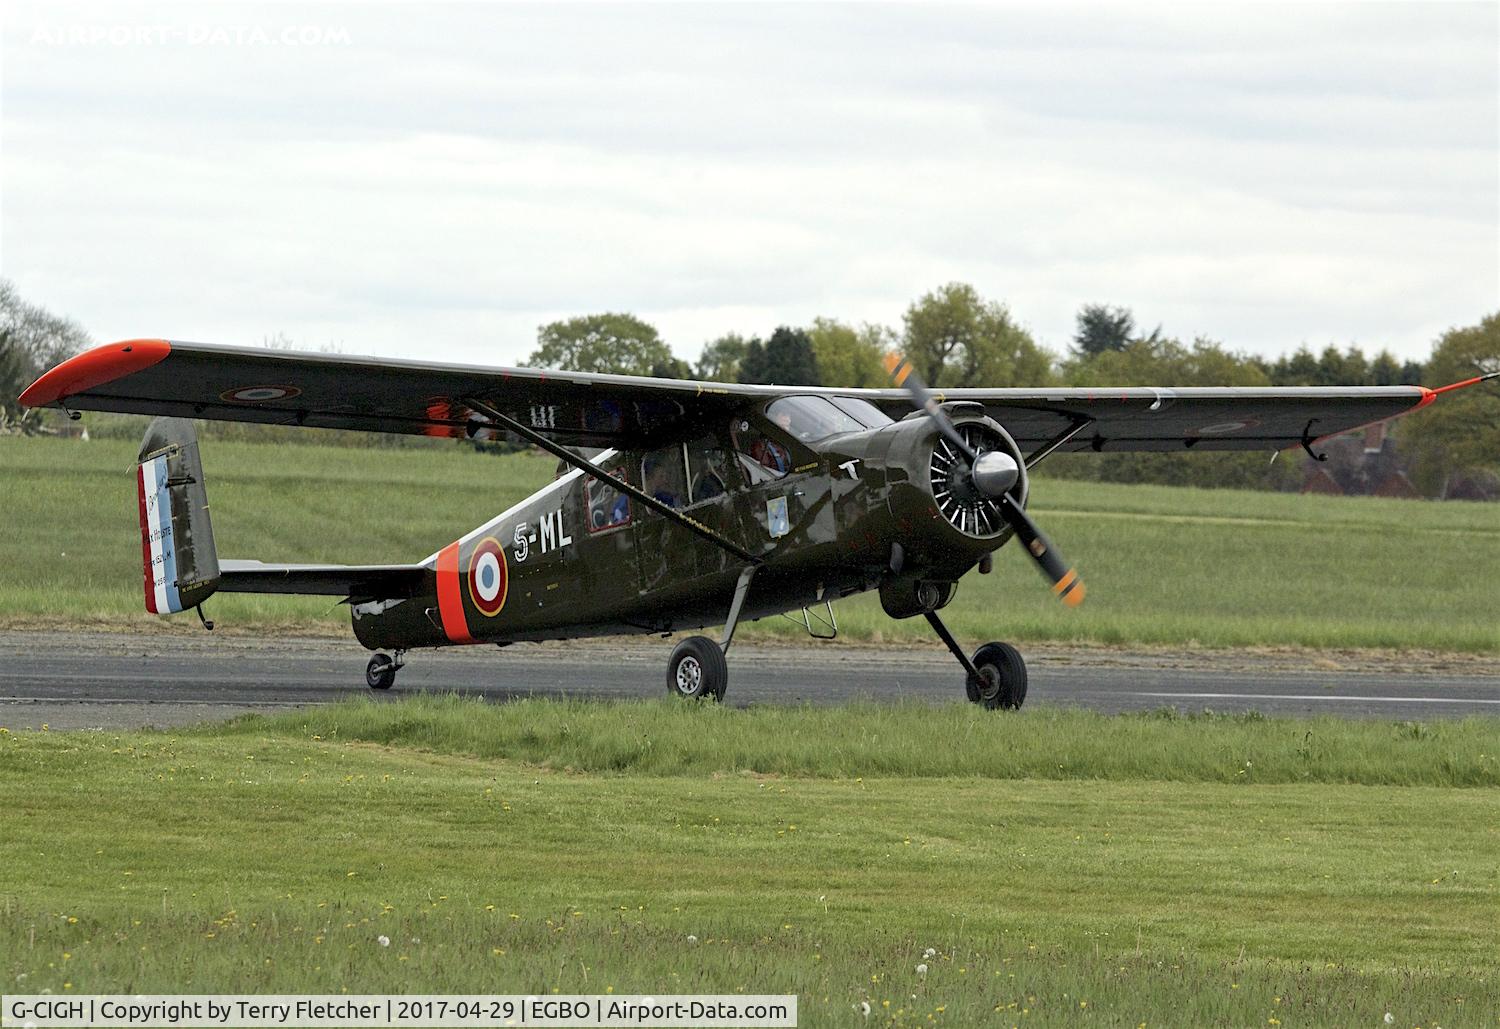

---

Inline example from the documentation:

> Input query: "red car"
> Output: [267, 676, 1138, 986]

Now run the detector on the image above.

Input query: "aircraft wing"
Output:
[18, 339, 768, 447]
[20, 338, 1488, 454]
[876, 384, 1456, 455]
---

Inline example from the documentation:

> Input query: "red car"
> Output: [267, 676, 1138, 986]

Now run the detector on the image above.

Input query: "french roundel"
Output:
[219, 384, 303, 403]
[467, 536, 508, 617]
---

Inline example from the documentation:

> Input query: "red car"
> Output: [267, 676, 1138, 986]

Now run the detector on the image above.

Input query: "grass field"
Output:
[2, 434, 1498, 651]
[1, 698, 1496, 1026]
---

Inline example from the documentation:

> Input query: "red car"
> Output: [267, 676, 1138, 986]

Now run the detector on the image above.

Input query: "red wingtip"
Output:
[17, 339, 172, 409]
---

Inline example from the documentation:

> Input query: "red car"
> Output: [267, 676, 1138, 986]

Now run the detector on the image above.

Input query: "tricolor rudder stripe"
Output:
[138, 454, 183, 614]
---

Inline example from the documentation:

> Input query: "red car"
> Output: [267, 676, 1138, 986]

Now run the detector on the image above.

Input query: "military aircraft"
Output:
[19, 339, 1496, 707]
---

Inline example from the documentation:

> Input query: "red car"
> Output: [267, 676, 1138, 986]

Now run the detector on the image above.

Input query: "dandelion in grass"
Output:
[377, 935, 390, 948]
[1383, 1016, 1394, 1026]
[686, 935, 698, 944]
[915, 963, 927, 976]
[859, 1001, 870, 1018]
[923, 947, 936, 959]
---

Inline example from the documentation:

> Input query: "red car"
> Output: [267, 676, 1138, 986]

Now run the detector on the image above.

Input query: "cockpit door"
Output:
[634, 432, 749, 594]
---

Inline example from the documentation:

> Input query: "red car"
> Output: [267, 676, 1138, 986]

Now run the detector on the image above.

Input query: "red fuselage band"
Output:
[435, 541, 474, 643]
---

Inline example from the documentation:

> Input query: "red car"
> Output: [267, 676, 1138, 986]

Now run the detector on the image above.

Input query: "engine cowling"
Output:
[851, 406, 1029, 606]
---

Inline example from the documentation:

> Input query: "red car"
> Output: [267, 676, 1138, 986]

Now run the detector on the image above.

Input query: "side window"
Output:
[686, 434, 734, 505]
[586, 460, 632, 532]
[641, 446, 688, 510]
[732, 418, 791, 483]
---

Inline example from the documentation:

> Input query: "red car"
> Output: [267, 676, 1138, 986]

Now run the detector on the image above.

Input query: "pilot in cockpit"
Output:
[644, 457, 680, 508]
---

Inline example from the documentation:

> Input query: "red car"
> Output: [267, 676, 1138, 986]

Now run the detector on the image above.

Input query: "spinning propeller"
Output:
[885, 353, 1086, 607]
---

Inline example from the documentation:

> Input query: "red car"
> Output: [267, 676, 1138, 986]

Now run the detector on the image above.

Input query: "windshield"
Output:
[765, 396, 868, 442]
[829, 396, 894, 428]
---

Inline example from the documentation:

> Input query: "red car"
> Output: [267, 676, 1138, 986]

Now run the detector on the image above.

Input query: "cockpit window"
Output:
[828, 395, 894, 428]
[642, 446, 687, 509]
[686, 434, 734, 505]
[586, 459, 632, 532]
[765, 395, 870, 443]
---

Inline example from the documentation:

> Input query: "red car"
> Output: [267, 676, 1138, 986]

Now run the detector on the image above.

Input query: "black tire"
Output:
[366, 653, 397, 691]
[970, 641, 1026, 710]
[667, 636, 727, 701]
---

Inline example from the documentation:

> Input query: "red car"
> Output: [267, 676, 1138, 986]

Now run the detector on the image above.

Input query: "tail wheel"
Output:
[366, 653, 397, 691]
[970, 641, 1026, 710]
[667, 636, 727, 701]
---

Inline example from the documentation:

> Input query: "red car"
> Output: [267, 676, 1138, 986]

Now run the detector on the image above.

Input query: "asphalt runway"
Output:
[1, 630, 1496, 729]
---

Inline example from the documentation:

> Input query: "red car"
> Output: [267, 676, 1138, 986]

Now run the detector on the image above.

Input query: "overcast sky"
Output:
[2, 1, 1496, 369]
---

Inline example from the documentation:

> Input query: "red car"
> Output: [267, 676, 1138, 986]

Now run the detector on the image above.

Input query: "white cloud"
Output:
[2, 0, 1495, 369]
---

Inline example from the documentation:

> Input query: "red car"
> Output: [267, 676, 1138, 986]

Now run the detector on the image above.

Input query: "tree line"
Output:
[3, 278, 1495, 497]
[526, 288, 1440, 392]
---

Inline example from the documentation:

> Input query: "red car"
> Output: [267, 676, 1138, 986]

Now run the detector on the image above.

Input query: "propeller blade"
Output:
[998, 495, 1086, 607]
[884, 353, 980, 462]
[884, 351, 1086, 607]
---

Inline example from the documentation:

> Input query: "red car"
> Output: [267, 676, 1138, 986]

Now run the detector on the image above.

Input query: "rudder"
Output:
[137, 417, 220, 614]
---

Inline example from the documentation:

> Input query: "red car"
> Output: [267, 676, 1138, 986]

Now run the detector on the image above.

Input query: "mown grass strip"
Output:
[207, 695, 1500, 786]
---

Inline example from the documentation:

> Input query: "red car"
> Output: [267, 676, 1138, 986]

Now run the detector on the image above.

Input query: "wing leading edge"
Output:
[20, 339, 1490, 455]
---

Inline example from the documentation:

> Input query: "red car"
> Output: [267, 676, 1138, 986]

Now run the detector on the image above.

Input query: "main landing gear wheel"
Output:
[366, 653, 398, 691]
[969, 641, 1027, 710]
[667, 636, 728, 701]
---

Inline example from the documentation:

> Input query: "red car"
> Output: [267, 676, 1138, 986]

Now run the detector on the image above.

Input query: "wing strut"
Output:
[460, 396, 761, 565]
[1024, 415, 1094, 469]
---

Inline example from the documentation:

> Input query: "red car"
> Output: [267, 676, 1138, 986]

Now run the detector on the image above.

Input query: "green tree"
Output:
[739, 326, 820, 385]
[1065, 336, 1272, 389]
[526, 313, 676, 376]
[650, 357, 694, 380]
[1369, 349, 1402, 386]
[1269, 346, 1320, 385]
[901, 282, 1053, 388]
[695, 333, 749, 382]
[1072, 304, 1135, 357]
[807, 317, 891, 387]
[1, 279, 92, 433]
[1309, 344, 1375, 386]
[1395, 313, 1500, 495]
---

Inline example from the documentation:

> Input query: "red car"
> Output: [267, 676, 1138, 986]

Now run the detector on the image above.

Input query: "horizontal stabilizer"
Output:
[218, 560, 429, 601]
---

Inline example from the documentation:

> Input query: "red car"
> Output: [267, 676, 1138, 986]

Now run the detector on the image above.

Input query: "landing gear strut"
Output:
[366, 650, 405, 691]
[923, 611, 1027, 710]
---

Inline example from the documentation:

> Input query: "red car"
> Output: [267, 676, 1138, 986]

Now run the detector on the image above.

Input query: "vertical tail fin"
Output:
[136, 417, 220, 614]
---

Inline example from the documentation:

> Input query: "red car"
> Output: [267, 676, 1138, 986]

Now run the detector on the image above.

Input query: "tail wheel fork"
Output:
[366, 650, 406, 691]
